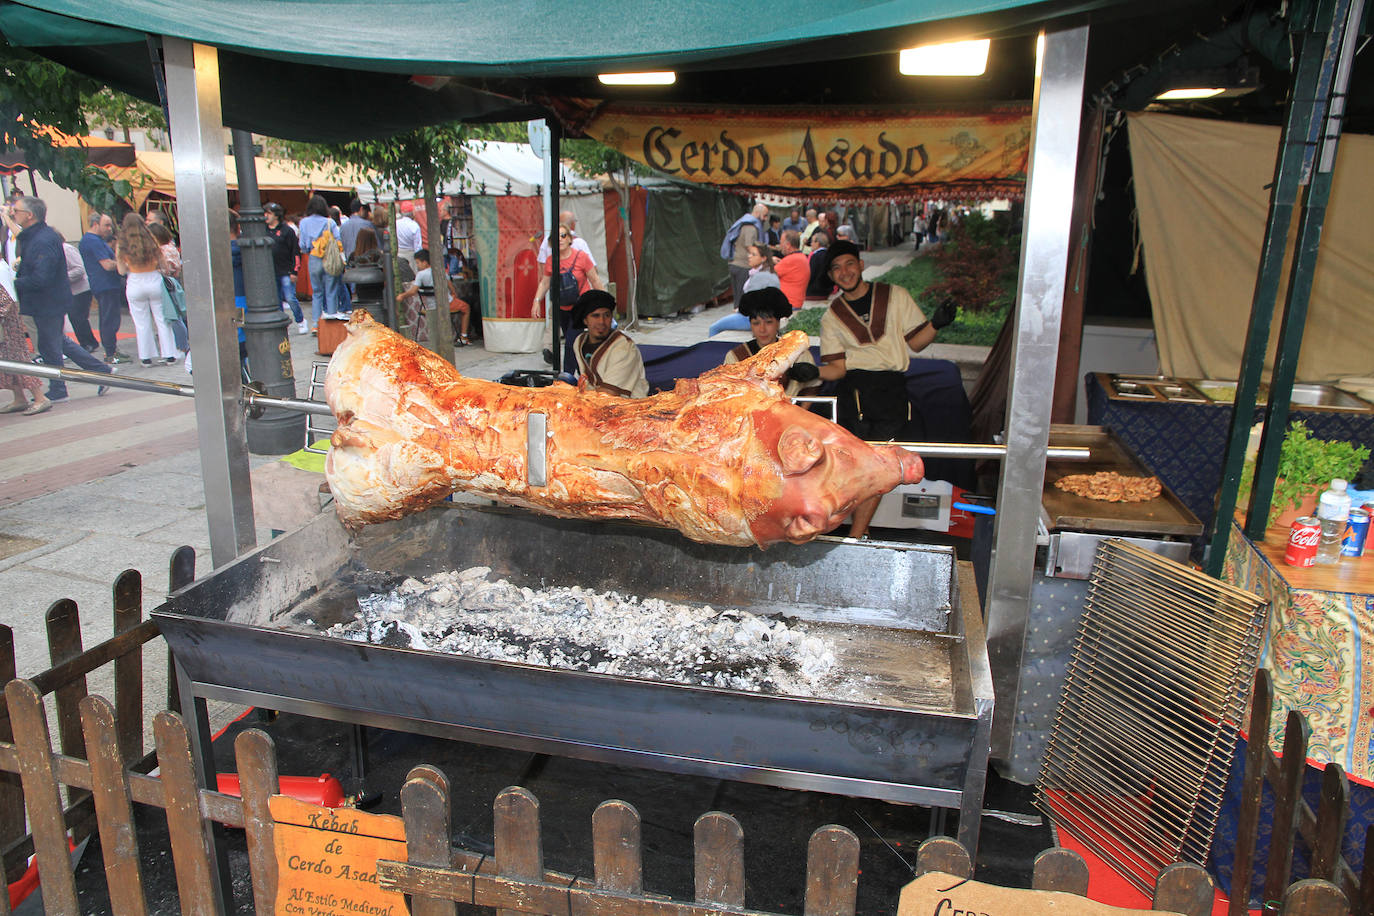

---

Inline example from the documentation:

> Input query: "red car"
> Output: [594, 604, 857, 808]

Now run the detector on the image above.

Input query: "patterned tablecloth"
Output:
[1223, 521, 1374, 781]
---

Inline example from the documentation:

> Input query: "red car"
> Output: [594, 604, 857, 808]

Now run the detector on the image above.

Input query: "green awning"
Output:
[0, 0, 1160, 142]
[0, 0, 1077, 75]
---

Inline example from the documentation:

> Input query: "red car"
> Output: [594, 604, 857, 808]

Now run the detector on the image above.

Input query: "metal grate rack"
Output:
[1036, 539, 1268, 893]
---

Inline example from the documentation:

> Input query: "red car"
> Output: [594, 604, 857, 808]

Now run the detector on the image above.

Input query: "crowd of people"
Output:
[0, 185, 488, 415]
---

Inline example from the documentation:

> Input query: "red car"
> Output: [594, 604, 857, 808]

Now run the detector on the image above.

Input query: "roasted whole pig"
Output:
[325, 312, 924, 547]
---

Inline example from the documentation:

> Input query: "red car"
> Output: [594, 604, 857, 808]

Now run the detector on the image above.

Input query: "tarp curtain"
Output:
[472, 194, 543, 321]
[584, 103, 1031, 199]
[635, 187, 735, 318]
[1128, 112, 1371, 382]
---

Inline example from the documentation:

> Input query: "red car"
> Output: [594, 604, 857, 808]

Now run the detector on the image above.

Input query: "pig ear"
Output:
[778, 425, 823, 475]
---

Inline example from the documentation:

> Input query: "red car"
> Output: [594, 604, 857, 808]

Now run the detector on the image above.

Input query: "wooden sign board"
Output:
[270, 795, 407, 916]
[898, 873, 1185, 916]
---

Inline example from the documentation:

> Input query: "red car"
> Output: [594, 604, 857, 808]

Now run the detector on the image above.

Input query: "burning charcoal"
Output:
[325, 566, 840, 697]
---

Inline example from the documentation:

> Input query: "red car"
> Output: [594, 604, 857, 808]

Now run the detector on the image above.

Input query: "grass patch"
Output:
[935, 302, 1010, 346]
[875, 257, 943, 299]
[787, 306, 825, 337]
[784, 256, 1011, 347]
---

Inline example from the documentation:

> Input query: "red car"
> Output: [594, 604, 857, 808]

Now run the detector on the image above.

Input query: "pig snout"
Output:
[883, 445, 925, 485]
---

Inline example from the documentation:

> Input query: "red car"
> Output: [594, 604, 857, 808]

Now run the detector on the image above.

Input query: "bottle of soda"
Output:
[1315, 478, 1352, 564]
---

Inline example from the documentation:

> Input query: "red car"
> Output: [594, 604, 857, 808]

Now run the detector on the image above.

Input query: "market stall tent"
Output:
[109, 149, 356, 209]
[0, 0, 1255, 780]
[0, 127, 135, 172]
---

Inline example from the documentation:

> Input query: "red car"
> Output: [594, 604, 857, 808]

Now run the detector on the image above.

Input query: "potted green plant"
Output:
[1237, 420, 1371, 527]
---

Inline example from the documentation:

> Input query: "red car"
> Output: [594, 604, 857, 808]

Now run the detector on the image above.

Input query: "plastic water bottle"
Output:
[1315, 479, 1352, 564]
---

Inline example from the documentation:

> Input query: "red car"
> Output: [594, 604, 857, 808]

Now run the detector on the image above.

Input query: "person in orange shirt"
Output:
[772, 230, 810, 310]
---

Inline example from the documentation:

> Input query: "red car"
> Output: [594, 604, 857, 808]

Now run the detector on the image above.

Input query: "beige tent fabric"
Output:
[107, 151, 356, 209]
[1128, 112, 1372, 382]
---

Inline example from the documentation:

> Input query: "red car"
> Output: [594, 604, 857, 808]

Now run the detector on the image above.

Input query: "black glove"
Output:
[931, 300, 957, 330]
[786, 362, 820, 383]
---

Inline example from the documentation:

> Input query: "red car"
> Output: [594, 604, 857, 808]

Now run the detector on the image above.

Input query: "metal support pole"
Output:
[233, 127, 306, 454]
[1203, 0, 1352, 574]
[162, 38, 256, 567]
[547, 119, 563, 372]
[983, 24, 1089, 762]
[1249, 0, 1362, 539]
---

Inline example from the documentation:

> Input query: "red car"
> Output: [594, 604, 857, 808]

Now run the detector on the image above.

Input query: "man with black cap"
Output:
[725, 287, 820, 399]
[570, 289, 647, 398]
[817, 239, 956, 539]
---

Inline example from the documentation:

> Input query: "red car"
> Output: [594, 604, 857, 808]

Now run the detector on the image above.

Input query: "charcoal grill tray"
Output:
[155, 504, 993, 851]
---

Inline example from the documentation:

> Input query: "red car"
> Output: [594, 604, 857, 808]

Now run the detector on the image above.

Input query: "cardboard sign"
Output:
[584, 102, 1031, 198]
[271, 795, 408, 916]
[898, 872, 1185, 916]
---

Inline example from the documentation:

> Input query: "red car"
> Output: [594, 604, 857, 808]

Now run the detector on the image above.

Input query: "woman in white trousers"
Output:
[116, 214, 179, 364]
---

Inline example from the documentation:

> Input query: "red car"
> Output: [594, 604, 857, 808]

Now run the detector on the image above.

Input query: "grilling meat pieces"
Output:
[325, 312, 924, 547]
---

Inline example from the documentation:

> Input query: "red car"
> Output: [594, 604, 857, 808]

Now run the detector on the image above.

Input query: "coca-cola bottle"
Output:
[1316, 479, 1352, 564]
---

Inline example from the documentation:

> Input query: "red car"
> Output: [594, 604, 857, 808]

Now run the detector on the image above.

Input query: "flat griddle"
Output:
[1041, 425, 1202, 537]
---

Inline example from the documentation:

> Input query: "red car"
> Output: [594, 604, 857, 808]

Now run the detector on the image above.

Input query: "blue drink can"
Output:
[1341, 507, 1369, 557]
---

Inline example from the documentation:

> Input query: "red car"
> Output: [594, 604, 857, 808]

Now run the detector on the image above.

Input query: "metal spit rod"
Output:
[3, 358, 1092, 458]
[0, 359, 332, 416]
[888, 441, 1090, 461]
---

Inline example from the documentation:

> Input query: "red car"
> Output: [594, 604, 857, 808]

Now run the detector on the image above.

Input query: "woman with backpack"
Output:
[532, 223, 603, 371]
[297, 194, 344, 331]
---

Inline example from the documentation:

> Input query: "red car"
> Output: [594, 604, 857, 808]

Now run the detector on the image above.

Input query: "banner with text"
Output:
[583, 104, 1031, 199]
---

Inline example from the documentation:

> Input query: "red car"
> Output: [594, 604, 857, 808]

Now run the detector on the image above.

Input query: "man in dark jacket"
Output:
[13, 197, 75, 402]
[12, 197, 113, 404]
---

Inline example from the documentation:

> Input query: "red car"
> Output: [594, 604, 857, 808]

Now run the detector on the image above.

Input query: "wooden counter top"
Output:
[1244, 522, 1374, 594]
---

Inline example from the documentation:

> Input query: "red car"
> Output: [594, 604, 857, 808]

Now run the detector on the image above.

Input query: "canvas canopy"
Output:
[0, 0, 1101, 77]
[0, 0, 1149, 142]
[106, 150, 357, 209]
[1128, 112, 1370, 383]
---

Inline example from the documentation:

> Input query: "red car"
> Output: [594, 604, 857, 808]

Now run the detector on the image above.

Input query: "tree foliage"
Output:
[562, 137, 649, 324]
[561, 138, 649, 183]
[0, 40, 131, 212]
[268, 121, 524, 194]
[83, 86, 166, 140]
[920, 210, 1018, 314]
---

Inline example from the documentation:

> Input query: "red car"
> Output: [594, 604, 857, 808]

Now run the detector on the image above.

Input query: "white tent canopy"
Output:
[355, 141, 601, 200]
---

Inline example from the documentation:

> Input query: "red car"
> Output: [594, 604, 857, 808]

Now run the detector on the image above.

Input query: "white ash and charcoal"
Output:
[324, 566, 842, 698]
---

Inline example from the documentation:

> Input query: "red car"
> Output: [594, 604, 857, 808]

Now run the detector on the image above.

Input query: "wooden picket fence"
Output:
[0, 551, 1361, 915]
[1227, 668, 1374, 916]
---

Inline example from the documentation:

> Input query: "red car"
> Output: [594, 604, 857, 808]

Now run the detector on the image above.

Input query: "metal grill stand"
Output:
[155, 504, 996, 854]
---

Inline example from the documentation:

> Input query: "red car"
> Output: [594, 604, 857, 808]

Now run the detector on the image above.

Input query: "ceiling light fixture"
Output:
[1154, 87, 1226, 100]
[598, 71, 677, 86]
[899, 39, 990, 77]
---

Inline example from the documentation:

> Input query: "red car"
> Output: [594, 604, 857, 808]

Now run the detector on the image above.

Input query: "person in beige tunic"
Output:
[817, 240, 956, 538]
[571, 290, 648, 398]
[723, 287, 820, 399]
